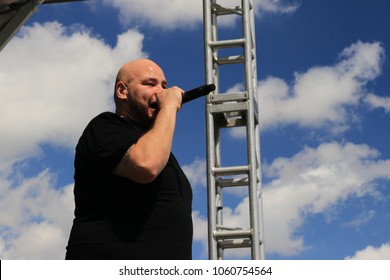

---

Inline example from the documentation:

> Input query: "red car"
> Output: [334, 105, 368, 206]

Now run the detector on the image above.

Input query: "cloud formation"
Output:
[345, 243, 390, 260]
[0, 22, 146, 171]
[102, 0, 299, 29]
[227, 41, 386, 139]
[258, 41, 385, 132]
[262, 141, 389, 256]
[183, 140, 390, 259]
[182, 158, 207, 189]
[213, 141, 390, 257]
[365, 94, 390, 113]
[0, 169, 74, 259]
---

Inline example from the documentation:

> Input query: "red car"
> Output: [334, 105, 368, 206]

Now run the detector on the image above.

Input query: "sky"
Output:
[0, 0, 390, 260]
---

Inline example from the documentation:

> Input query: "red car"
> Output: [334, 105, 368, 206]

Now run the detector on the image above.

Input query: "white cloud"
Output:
[343, 210, 376, 229]
[102, 0, 299, 29]
[255, 0, 300, 15]
[211, 142, 390, 257]
[365, 94, 390, 113]
[262, 141, 389, 256]
[346, 243, 390, 260]
[182, 158, 207, 188]
[258, 41, 385, 132]
[0, 22, 147, 170]
[6, 222, 68, 260]
[192, 211, 209, 258]
[0, 169, 74, 259]
[226, 41, 385, 139]
[103, 0, 203, 29]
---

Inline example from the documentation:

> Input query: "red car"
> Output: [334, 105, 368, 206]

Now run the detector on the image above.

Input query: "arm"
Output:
[113, 87, 182, 183]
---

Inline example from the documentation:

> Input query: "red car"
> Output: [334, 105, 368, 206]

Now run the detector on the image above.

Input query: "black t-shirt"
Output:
[66, 112, 193, 259]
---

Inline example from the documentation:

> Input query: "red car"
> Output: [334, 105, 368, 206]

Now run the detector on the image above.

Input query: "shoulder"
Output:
[82, 112, 144, 142]
[90, 111, 120, 124]
[85, 112, 128, 132]
[89, 112, 143, 131]
[78, 112, 123, 144]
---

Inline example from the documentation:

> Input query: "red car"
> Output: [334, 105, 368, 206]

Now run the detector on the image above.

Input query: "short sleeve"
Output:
[75, 112, 144, 174]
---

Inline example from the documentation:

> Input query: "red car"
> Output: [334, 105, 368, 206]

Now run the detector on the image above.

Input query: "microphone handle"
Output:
[181, 83, 216, 104]
[149, 84, 215, 109]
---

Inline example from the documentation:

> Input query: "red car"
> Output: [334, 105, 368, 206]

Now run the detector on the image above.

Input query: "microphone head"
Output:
[207, 84, 216, 92]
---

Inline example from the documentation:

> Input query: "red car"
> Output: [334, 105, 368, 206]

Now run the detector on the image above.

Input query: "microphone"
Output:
[150, 84, 215, 109]
[181, 83, 216, 104]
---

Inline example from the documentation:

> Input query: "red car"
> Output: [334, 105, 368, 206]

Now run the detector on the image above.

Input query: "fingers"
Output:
[157, 86, 183, 110]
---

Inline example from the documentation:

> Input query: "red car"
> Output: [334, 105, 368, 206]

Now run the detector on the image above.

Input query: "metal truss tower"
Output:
[203, 0, 265, 259]
[0, 0, 86, 52]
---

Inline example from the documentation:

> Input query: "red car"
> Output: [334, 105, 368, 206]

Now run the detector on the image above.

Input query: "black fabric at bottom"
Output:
[66, 240, 191, 260]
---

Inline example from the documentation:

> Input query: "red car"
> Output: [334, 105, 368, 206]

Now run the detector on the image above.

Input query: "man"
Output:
[65, 59, 193, 260]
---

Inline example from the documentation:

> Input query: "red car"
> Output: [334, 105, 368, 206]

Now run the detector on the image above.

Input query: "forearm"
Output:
[132, 105, 177, 174]
[114, 105, 177, 183]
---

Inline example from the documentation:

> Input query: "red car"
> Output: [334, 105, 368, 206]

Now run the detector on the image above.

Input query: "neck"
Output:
[115, 110, 152, 130]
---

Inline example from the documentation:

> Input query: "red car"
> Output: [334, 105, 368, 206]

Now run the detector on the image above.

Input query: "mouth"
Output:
[149, 101, 158, 109]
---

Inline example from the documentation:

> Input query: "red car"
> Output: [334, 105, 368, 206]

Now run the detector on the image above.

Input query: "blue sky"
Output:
[0, 0, 389, 260]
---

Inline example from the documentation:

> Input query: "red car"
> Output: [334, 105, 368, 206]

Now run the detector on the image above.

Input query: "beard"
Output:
[126, 100, 156, 129]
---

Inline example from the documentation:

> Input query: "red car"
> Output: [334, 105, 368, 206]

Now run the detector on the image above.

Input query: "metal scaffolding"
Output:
[0, 0, 86, 52]
[203, 0, 265, 259]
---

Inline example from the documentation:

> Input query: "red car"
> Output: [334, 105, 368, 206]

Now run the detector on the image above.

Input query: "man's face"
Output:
[124, 62, 168, 127]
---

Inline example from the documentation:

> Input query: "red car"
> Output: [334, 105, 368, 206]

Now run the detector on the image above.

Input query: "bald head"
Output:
[113, 59, 168, 127]
[115, 59, 166, 101]
[115, 59, 163, 86]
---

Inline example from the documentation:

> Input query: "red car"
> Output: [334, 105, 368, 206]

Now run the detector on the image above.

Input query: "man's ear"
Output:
[115, 81, 128, 101]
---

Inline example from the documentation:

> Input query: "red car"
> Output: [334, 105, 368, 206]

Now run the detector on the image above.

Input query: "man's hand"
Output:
[156, 86, 183, 112]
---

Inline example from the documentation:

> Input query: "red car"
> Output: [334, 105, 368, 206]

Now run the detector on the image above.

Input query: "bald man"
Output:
[66, 59, 193, 260]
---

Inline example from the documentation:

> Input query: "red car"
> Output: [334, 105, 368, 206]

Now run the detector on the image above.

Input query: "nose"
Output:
[155, 84, 165, 94]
